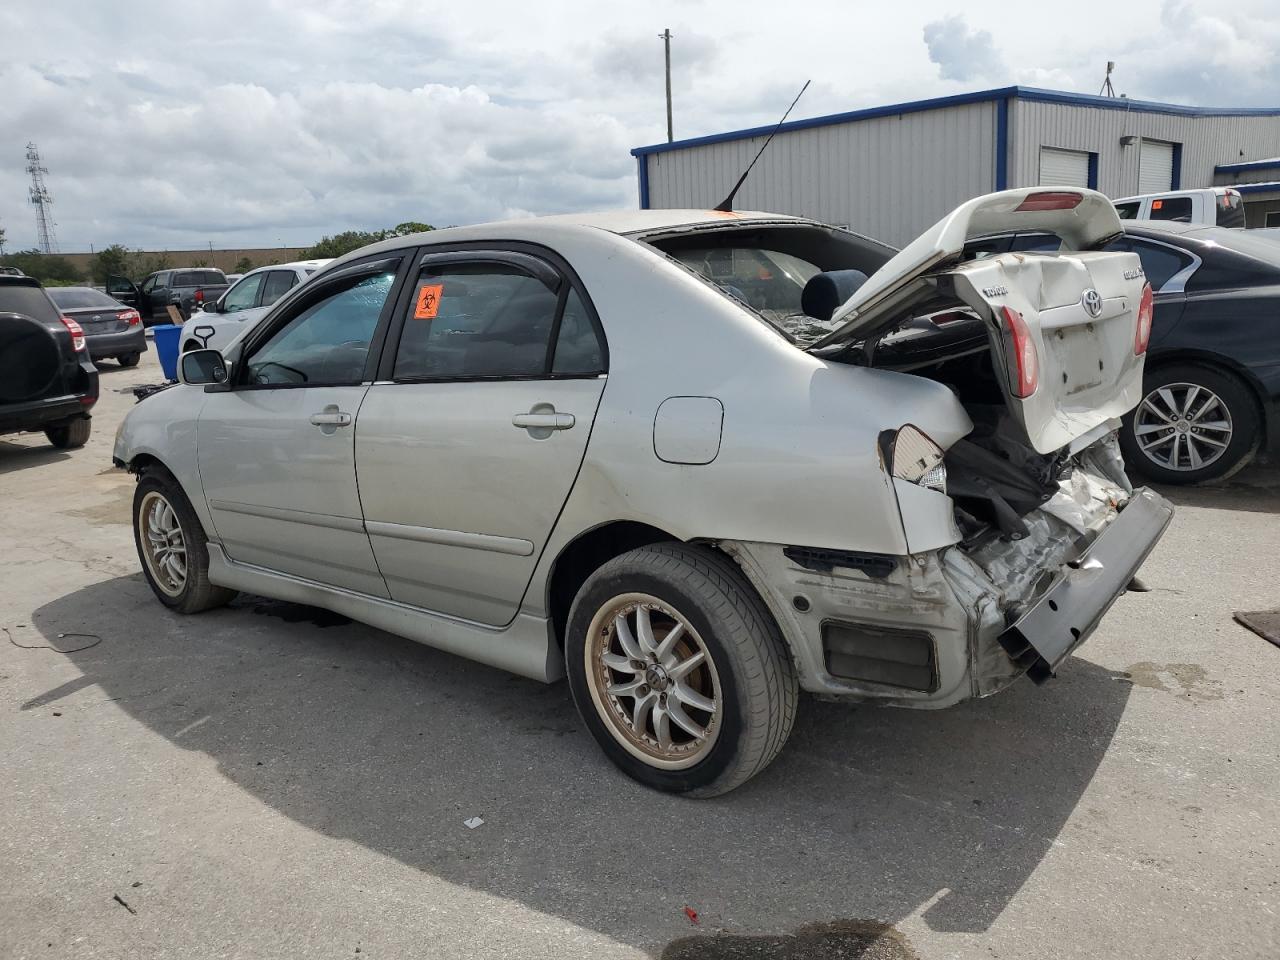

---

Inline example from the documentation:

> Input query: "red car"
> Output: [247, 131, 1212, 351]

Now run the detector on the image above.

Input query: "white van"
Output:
[1113, 187, 1245, 228]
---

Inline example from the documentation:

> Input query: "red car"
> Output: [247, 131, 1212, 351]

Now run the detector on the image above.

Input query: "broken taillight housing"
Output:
[886, 424, 947, 494]
[1135, 282, 1153, 355]
[60, 316, 86, 352]
[999, 305, 1038, 398]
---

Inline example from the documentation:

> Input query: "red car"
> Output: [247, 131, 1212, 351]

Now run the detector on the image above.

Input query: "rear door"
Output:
[354, 246, 607, 626]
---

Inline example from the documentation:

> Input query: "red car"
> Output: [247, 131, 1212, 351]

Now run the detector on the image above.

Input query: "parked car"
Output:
[0, 266, 25, 277]
[115, 188, 1171, 796]
[1, 275, 98, 448]
[46, 286, 146, 367]
[1113, 187, 1245, 228]
[107, 268, 230, 325]
[179, 260, 332, 354]
[223, 273, 243, 285]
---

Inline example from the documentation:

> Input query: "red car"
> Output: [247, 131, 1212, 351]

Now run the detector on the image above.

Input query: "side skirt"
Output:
[206, 545, 563, 683]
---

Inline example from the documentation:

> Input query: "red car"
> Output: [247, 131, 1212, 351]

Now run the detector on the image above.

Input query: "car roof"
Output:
[241, 259, 334, 278]
[1114, 187, 1234, 203]
[0, 274, 42, 289]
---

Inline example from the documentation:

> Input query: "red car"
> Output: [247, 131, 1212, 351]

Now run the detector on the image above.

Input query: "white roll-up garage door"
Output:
[1038, 147, 1091, 187]
[1138, 140, 1175, 194]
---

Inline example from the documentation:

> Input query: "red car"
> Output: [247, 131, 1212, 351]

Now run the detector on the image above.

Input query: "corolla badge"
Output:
[1081, 288, 1103, 318]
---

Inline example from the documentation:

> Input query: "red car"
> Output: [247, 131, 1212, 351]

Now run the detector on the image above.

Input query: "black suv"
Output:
[0, 275, 99, 449]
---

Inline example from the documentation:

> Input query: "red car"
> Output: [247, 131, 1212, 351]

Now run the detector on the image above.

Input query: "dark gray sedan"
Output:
[47, 287, 146, 367]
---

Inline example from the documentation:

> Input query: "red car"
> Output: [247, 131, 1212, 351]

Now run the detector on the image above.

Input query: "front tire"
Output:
[132, 471, 236, 614]
[565, 543, 798, 797]
[1121, 363, 1260, 484]
[45, 417, 91, 449]
[118, 352, 140, 367]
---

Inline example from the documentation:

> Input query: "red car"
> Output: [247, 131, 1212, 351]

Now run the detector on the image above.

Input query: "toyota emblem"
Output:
[1081, 288, 1103, 318]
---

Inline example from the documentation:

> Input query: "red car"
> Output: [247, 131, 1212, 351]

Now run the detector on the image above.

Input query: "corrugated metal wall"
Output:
[1009, 100, 1280, 196]
[643, 102, 997, 247]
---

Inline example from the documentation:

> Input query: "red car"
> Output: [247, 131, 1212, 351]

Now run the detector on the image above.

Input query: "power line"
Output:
[25, 142, 59, 254]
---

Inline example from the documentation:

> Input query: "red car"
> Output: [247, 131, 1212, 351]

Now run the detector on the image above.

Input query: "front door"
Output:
[355, 249, 608, 626]
[197, 255, 406, 596]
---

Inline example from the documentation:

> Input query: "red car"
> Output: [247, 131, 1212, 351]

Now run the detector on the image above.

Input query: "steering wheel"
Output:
[254, 360, 308, 384]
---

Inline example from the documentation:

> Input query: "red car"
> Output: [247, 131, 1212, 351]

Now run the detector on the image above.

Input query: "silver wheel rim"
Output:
[139, 491, 187, 597]
[1134, 382, 1233, 472]
[584, 593, 722, 770]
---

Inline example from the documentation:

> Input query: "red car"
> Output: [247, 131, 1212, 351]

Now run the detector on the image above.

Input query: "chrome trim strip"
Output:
[208, 499, 367, 534]
[364, 519, 534, 557]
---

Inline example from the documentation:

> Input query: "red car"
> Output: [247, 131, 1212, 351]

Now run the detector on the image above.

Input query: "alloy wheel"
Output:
[1133, 382, 1233, 473]
[584, 593, 722, 770]
[139, 490, 187, 597]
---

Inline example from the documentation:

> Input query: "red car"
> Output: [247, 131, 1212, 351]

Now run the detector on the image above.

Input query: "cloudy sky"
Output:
[2, 0, 1278, 252]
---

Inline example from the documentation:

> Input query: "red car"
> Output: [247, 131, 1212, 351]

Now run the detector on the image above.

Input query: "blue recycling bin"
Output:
[152, 324, 182, 381]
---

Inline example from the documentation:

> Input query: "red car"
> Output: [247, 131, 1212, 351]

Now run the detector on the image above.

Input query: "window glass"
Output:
[173, 272, 196, 286]
[260, 270, 297, 306]
[1149, 197, 1193, 222]
[47, 287, 121, 309]
[200, 270, 226, 285]
[1106, 238, 1192, 291]
[1114, 202, 1141, 219]
[393, 262, 560, 380]
[552, 288, 604, 375]
[1216, 193, 1245, 228]
[222, 273, 264, 313]
[141, 275, 158, 293]
[0, 283, 61, 324]
[246, 268, 397, 386]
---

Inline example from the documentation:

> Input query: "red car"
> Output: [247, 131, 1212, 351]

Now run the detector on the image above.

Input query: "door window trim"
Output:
[229, 253, 412, 391]
[376, 239, 609, 385]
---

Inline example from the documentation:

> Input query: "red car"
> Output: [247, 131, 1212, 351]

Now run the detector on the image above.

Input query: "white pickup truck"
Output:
[1113, 187, 1245, 228]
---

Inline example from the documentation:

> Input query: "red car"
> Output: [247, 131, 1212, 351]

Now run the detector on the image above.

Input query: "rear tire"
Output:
[133, 471, 236, 614]
[565, 543, 798, 797]
[1121, 363, 1260, 484]
[45, 417, 91, 449]
[118, 352, 140, 367]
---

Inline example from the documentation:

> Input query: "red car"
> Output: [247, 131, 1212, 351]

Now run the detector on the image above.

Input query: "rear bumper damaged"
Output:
[721, 469, 1173, 708]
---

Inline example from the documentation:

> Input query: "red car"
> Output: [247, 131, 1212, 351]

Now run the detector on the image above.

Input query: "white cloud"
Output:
[922, 16, 1005, 82]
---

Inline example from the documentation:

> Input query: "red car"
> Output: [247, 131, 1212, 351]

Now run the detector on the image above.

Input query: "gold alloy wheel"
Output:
[584, 593, 722, 769]
[139, 490, 187, 597]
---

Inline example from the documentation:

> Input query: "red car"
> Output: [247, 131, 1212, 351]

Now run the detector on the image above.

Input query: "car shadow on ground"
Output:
[32, 576, 1133, 952]
[0, 439, 69, 476]
[1148, 460, 1280, 515]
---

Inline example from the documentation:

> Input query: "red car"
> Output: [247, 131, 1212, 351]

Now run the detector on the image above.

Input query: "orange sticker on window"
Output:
[414, 283, 443, 319]
[1152, 199, 1164, 210]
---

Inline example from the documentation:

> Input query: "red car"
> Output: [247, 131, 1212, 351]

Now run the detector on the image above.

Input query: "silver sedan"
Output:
[115, 188, 1172, 795]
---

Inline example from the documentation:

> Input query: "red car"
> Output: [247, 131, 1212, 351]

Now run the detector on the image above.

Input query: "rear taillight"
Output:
[1135, 282, 1153, 355]
[1015, 191, 1083, 212]
[194, 289, 204, 303]
[999, 305, 1038, 398]
[117, 309, 141, 326]
[60, 316, 87, 352]
[885, 424, 947, 494]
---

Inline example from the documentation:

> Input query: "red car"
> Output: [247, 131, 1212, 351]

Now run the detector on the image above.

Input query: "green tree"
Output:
[388, 221, 434, 237]
[234, 256, 255, 273]
[301, 222, 435, 259]
[0, 250, 84, 283]
[90, 244, 132, 284]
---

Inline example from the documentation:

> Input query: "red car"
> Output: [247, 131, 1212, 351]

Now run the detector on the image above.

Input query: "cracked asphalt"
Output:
[2, 350, 1278, 959]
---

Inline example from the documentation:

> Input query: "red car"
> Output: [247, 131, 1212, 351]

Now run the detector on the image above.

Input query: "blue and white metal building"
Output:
[632, 86, 1280, 244]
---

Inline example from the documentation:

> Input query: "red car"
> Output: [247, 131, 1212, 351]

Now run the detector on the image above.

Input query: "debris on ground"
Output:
[4, 626, 102, 653]
[463, 816, 484, 829]
[112, 894, 137, 915]
[1234, 609, 1280, 648]
[684, 906, 699, 924]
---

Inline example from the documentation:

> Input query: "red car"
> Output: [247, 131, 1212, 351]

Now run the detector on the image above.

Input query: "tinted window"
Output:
[552, 288, 605, 375]
[47, 287, 120, 309]
[222, 273, 264, 312]
[141, 275, 160, 293]
[200, 270, 226, 285]
[246, 268, 397, 386]
[1216, 194, 1246, 228]
[393, 262, 560, 380]
[1149, 197, 1193, 222]
[173, 272, 196, 286]
[1114, 202, 1141, 220]
[1107, 238, 1193, 291]
[260, 271, 297, 306]
[0, 282, 60, 324]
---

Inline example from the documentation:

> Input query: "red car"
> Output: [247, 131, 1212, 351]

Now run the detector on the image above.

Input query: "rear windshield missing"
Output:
[644, 224, 895, 345]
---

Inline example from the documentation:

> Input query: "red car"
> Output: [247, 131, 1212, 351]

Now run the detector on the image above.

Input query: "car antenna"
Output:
[714, 80, 810, 213]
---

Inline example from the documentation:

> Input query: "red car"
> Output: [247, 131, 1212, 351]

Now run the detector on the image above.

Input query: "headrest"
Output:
[801, 269, 869, 322]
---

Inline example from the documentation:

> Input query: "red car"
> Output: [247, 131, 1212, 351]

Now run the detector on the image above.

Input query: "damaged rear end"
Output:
[733, 188, 1173, 705]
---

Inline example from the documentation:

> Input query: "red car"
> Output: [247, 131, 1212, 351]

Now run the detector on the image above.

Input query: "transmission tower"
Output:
[25, 142, 59, 254]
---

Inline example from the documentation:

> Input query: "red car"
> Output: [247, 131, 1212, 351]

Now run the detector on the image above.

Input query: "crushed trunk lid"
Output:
[809, 188, 1148, 453]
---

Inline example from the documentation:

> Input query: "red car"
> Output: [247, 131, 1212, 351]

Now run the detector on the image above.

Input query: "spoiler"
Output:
[820, 188, 1124, 338]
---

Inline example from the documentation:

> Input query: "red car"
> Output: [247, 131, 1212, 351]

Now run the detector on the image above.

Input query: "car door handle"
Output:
[512, 412, 575, 430]
[310, 411, 353, 427]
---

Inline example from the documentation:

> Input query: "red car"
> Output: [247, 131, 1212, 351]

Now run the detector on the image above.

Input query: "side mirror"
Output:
[180, 349, 229, 388]
[202, 301, 219, 313]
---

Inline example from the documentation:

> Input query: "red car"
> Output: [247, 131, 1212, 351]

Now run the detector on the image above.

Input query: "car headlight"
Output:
[882, 424, 947, 494]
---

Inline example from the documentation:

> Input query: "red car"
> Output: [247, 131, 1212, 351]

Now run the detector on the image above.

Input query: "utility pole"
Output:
[660, 28, 673, 142]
